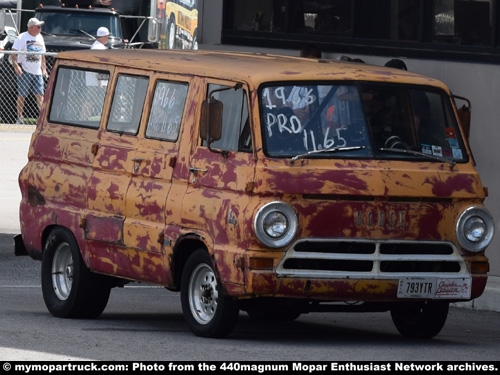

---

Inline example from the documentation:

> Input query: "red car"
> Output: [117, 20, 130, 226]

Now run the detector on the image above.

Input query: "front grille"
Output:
[276, 239, 467, 279]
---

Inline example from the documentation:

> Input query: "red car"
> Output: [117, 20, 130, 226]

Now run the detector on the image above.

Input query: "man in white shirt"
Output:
[11, 18, 48, 124]
[91, 27, 109, 50]
[81, 27, 110, 119]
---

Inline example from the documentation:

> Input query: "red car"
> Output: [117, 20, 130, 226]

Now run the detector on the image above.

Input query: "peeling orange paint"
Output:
[18, 49, 493, 310]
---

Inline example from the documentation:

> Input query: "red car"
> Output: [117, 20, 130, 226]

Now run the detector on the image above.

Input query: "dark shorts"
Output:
[17, 71, 44, 97]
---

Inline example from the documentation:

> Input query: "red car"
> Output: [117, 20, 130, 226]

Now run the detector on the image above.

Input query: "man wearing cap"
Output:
[91, 27, 110, 50]
[82, 27, 110, 119]
[11, 17, 47, 124]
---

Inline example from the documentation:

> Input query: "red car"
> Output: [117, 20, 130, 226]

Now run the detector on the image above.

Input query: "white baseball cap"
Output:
[97, 27, 110, 37]
[28, 18, 44, 28]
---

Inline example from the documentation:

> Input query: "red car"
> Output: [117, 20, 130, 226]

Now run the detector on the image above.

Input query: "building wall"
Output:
[199, 1, 500, 310]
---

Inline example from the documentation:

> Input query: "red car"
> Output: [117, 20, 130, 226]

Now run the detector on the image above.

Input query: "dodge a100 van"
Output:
[15, 49, 494, 338]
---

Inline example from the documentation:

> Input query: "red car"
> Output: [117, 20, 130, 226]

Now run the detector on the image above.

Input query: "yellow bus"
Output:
[165, 0, 198, 50]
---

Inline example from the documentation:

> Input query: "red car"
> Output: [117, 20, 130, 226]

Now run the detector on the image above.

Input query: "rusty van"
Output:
[15, 49, 494, 338]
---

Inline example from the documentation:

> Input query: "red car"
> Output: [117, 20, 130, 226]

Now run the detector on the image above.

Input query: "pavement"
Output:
[1, 123, 499, 312]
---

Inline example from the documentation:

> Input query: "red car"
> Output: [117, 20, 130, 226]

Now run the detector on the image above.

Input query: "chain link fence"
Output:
[0, 51, 56, 124]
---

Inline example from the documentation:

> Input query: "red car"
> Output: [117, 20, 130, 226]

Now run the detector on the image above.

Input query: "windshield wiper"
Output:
[379, 147, 457, 169]
[290, 146, 365, 164]
[69, 29, 94, 38]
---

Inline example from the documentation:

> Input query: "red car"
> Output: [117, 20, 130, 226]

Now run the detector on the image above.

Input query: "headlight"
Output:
[456, 207, 495, 252]
[254, 201, 298, 248]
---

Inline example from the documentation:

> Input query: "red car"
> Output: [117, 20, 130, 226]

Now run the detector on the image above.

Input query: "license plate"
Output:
[397, 277, 471, 299]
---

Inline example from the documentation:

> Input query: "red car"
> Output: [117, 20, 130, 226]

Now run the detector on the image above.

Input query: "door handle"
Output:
[132, 158, 145, 172]
[189, 167, 207, 175]
[189, 167, 207, 183]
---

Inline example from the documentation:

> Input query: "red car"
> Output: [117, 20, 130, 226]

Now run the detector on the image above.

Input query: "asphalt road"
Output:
[1, 232, 500, 362]
[1, 127, 499, 362]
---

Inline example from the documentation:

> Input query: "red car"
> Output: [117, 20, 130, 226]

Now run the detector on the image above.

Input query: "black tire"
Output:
[167, 15, 177, 49]
[180, 249, 239, 338]
[390, 301, 449, 339]
[41, 227, 111, 319]
[191, 28, 198, 50]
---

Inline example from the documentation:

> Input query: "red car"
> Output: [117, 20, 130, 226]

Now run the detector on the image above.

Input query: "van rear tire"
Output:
[180, 249, 239, 338]
[41, 227, 111, 319]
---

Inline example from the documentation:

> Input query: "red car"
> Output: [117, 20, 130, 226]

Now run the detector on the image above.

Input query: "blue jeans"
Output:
[17, 71, 44, 97]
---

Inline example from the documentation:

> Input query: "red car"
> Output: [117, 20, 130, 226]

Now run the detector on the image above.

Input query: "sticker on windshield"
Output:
[432, 145, 443, 157]
[421, 144, 432, 155]
[452, 148, 463, 159]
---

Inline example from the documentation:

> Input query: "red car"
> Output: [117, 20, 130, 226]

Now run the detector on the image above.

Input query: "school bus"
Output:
[165, 0, 198, 49]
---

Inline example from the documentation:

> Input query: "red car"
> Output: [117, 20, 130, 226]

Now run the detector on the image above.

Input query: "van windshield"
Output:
[260, 83, 467, 162]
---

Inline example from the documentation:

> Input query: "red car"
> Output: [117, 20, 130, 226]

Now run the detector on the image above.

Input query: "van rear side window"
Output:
[146, 80, 189, 141]
[107, 75, 149, 135]
[49, 66, 110, 128]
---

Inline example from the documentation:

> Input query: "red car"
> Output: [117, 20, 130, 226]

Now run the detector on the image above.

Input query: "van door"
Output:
[86, 71, 192, 285]
[85, 70, 151, 280]
[123, 77, 190, 285]
[185, 81, 254, 285]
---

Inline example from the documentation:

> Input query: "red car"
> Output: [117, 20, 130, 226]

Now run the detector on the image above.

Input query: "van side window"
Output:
[145, 80, 188, 141]
[206, 84, 252, 153]
[107, 75, 149, 134]
[49, 66, 109, 128]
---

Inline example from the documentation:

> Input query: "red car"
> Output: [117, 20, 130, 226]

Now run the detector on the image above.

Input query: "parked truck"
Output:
[1, 0, 160, 51]
[0, 0, 199, 123]
[1, 0, 199, 52]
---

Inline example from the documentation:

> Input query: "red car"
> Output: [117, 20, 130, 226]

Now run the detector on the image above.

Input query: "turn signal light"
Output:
[249, 257, 274, 270]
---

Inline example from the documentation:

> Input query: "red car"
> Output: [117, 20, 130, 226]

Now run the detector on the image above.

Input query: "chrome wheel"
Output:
[51, 242, 73, 300]
[181, 249, 239, 337]
[42, 227, 112, 318]
[188, 263, 218, 325]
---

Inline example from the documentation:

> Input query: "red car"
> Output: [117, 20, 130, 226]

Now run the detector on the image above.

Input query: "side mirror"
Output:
[453, 95, 471, 140]
[200, 98, 223, 143]
[7, 28, 17, 44]
[147, 18, 160, 43]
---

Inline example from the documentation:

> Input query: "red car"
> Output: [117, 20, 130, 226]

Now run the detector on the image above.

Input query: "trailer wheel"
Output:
[390, 301, 449, 339]
[180, 249, 239, 338]
[41, 227, 111, 319]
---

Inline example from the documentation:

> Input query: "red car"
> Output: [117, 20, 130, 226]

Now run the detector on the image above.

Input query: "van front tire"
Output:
[390, 301, 449, 339]
[181, 249, 239, 338]
[41, 227, 111, 319]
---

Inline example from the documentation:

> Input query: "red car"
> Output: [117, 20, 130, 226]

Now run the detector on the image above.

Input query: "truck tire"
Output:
[180, 249, 239, 338]
[168, 14, 177, 49]
[191, 27, 198, 50]
[41, 227, 111, 319]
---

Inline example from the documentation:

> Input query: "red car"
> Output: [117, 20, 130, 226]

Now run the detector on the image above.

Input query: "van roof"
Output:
[55, 49, 448, 91]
